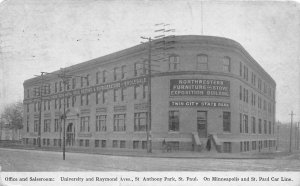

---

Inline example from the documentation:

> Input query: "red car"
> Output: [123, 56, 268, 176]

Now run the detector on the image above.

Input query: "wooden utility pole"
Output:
[289, 111, 295, 153]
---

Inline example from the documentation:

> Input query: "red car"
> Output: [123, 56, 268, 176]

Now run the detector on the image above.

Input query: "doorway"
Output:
[197, 111, 207, 138]
[66, 123, 75, 146]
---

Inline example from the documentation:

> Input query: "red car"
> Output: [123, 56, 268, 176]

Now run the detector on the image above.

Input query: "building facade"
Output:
[22, 35, 276, 153]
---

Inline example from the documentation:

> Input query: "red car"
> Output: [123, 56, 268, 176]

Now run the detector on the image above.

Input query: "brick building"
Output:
[22, 35, 276, 153]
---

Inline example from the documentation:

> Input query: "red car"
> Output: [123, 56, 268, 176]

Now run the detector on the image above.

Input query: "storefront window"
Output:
[169, 111, 179, 131]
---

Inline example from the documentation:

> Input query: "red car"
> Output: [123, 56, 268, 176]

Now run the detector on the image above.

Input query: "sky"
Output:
[0, 0, 299, 123]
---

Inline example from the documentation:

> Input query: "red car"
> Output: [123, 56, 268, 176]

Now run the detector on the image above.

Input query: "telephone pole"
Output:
[289, 111, 295, 153]
[38, 72, 46, 147]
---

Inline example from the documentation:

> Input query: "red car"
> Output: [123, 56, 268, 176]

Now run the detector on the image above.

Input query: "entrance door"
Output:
[66, 123, 75, 146]
[197, 111, 207, 138]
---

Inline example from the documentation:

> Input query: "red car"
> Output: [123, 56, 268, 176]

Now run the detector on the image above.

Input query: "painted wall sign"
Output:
[170, 79, 230, 97]
[24, 76, 147, 103]
[169, 101, 230, 108]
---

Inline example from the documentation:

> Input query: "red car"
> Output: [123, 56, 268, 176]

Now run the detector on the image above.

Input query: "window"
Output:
[240, 142, 243, 152]
[268, 121, 272, 134]
[47, 139, 50, 146]
[240, 113, 243, 133]
[96, 115, 107, 132]
[263, 100, 266, 110]
[251, 72, 256, 86]
[72, 96, 76, 107]
[120, 140, 126, 148]
[113, 140, 118, 148]
[44, 119, 51, 132]
[121, 88, 126, 101]
[223, 142, 231, 153]
[134, 61, 147, 76]
[96, 92, 101, 104]
[264, 120, 267, 134]
[169, 110, 179, 131]
[143, 84, 147, 99]
[54, 99, 57, 109]
[134, 86, 138, 99]
[96, 71, 100, 84]
[27, 89, 30, 98]
[54, 119, 60, 132]
[252, 141, 256, 150]
[113, 114, 126, 131]
[243, 66, 248, 81]
[102, 90, 107, 103]
[114, 67, 119, 81]
[81, 94, 89, 106]
[251, 117, 256, 134]
[85, 140, 89, 147]
[223, 56, 230, 72]
[243, 114, 248, 133]
[223, 112, 231, 132]
[258, 119, 262, 134]
[121, 65, 126, 79]
[86, 75, 90, 86]
[101, 140, 106, 148]
[133, 141, 139, 149]
[142, 141, 147, 149]
[239, 62, 243, 76]
[26, 104, 29, 112]
[134, 112, 147, 131]
[113, 89, 118, 102]
[95, 140, 100, 147]
[26, 115, 29, 132]
[168, 55, 179, 71]
[197, 54, 208, 70]
[80, 116, 90, 132]
[72, 78, 76, 89]
[102, 70, 107, 83]
[59, 81, 63, 92]
[54, 82, 58, 93]
[258, 78, 262, 91]
[239, 86, 242, 100]
[47, 100, 50, 110]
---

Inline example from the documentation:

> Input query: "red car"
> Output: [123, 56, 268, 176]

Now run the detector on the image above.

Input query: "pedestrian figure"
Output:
[206, 138, 211, 151]
[162, 139, 166, 152]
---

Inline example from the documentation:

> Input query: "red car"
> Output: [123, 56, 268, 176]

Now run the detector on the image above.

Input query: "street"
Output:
[0, 148, 299, 171]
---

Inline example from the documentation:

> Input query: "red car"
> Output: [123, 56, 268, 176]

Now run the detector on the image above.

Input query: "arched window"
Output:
[168, 55, 180, 71]
[197, 54, 208, 70]
[223, 56, 231, 72]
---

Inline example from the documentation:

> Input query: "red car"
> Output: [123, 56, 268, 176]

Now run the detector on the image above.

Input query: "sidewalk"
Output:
[0, 143, 287, 159]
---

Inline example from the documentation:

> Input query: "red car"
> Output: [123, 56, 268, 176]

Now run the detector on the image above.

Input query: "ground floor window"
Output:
[223, 112, 231, 132]
[223, 142, 231, 153]
[114, 114, 126, 131]
[33, 138, 37, 145]
[47, 139, 50, 146]
[120, 140, 126, 148]
[95, 140, 99, 147]
[240, 142, 243, 152]
[96, 115, 107, 132]
[252, 141, 256, 150]
[169, 110, 179, 131]
[142, 141, 147, 149]
[85, 140, 89, 147]
[133, 141, 139, 149]
[54, 139, 57, 146]
[134, 112, 147, 131]
[113, 140, 118, 148]
[80, 116, 90, 132]
[43, 138, 46, 146]
[34, 120, 39, 132]
[101, 140, 106, 148]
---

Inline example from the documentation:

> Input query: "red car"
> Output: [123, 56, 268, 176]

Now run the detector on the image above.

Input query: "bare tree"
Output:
[1, 101, 23, 130]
